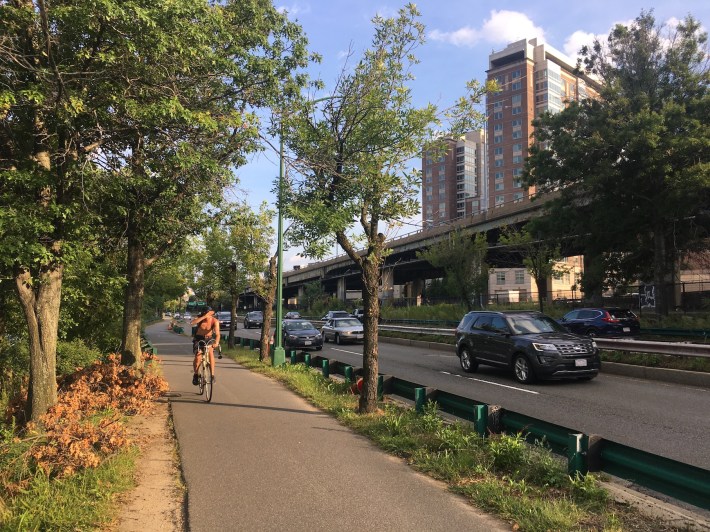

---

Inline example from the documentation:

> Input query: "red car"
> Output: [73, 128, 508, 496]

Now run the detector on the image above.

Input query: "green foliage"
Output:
[417, 230, 489, 310]
[525, 12, 710, 312]
[0, 449, 137, 530]
[56, 340, 104, 377]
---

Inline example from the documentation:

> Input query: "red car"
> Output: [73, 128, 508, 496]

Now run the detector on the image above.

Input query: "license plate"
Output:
[304, 341, 311, 345]
[623, 327, 630, 332]
[354, 334, 363, 339]
[575, 359, 588, 367]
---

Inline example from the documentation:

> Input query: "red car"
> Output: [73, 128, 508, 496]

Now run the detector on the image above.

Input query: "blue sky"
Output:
[234, 1, 709, 268]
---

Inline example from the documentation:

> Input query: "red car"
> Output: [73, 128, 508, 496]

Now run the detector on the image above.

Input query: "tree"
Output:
[0, 0, 310, 418]
[284, 4, 488, 413]
[525, 12, 710, 314]
[498, 226, 565, 312]
[417, 230, 489, 310]
[199, 202, 275, 349]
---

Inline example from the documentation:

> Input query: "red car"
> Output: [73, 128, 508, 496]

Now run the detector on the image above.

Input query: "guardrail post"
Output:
[474, 404, 488, 437]
[322, 359, 330, 378]
[415, 387, 426, 413]
[240, 337, 245, 347]
[290, 351, 297, 365]
[568, 433, 587, 477]
[344, 366, 353, 384]
[249, 339, 255, 350]
[304, 353, 311, 367]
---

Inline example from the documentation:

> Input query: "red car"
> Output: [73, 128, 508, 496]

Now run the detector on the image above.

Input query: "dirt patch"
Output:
[112, 399, 185, 531]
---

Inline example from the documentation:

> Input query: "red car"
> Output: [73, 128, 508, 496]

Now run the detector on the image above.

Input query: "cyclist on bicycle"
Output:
[191, 307, 220, 385]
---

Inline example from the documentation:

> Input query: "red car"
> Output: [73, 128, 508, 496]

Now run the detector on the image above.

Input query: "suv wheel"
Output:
[513, 354, 536, 384]
[459, 347, 478, 373]
[585, 328, 598, 338]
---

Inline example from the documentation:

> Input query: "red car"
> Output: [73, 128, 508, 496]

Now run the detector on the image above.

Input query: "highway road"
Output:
[226, 325, 710, 470]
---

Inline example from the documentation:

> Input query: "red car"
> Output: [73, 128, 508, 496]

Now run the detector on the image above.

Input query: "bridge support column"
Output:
[411, 278, 424, 306]
[297, 285, 305, 306]
[336, 277, 347, 302]
[380, 267, 395, 301]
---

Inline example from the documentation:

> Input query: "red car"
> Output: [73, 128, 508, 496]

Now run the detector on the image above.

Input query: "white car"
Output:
[321, 317, 364, 345]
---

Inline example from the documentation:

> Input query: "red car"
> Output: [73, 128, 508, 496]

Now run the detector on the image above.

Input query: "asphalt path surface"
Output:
[229, 324, 710, 470]
[147, 322, 509, 532]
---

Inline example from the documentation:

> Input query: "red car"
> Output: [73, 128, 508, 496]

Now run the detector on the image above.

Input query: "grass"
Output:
[225, 346, 683, 532]
[0, 446, 137, 530]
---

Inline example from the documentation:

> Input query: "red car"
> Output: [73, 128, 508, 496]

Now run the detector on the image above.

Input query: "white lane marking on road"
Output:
[331, 348, 363, 356]
[440, 372, 540, 394]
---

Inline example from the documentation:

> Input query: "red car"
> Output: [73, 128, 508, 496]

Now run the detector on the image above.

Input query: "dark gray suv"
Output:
[455, 311, 600, 384]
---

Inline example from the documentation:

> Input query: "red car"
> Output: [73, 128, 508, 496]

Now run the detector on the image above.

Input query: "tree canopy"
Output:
[524, 12, 710, 313]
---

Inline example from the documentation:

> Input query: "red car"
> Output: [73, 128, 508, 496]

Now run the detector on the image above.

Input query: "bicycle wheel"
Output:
[198, 366, 205, 395]
[203, 363, 213, 403]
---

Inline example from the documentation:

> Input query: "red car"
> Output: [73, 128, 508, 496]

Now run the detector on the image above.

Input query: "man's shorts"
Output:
[193, 335, 207, 355]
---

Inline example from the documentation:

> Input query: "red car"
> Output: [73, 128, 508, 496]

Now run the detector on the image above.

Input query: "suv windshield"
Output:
[508, 314, 566, 335]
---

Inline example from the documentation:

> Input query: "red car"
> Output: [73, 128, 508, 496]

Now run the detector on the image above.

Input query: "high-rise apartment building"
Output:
[486, 38, 598, 210]
[421, 130, 487, 229]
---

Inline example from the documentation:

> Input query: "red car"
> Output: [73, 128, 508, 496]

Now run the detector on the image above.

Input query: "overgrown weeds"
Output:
[227, 347, 686, 531]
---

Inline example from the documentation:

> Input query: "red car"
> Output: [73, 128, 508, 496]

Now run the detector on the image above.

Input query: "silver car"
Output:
[321, 317, 364, 345]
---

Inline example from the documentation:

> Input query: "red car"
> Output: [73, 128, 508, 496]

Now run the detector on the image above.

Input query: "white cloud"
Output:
[429, 10, 545, 48]
[563, 30, 600, 61]
[276, 2, 311, 17]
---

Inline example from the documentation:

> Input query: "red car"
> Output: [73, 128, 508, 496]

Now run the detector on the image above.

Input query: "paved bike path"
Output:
[146, 322, 509, 532]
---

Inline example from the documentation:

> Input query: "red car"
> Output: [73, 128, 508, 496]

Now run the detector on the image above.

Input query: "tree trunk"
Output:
[652, 225, 668, 316]
[228, 291, 238, 349]
[14, 265, 62, 422]
[536, 276, 548, 313]
[259, 255, 277, 362]
[121, 235, 146, 367]
[359, 258, 381, 414]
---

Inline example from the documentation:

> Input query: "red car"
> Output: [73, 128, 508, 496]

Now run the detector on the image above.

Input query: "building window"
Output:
[513, 155, 523, 164]
[496, 271, 506, 285]
[511, 119, 522, 128]
[513, 179, 522, 188]
[512, 94, 522, 104]
[511, 69, 521, 79]
[515, 270, 525, 284]
[495, 171, 504, 180]
[494, 147, 503, 156]
[511, 106, 522, 115]
[512, 130, 523, 139]
[513, 191, 524, 202]
[494, 123, 503, 132]
[495, 195, 505, 206]
[513, 143, 523, 153]
[439, 164, 445, 173]
[494, 159, 504, 167]
[493, 135, 503, 144]
[426, 175, 432, 183]
[493, 111, 503, 120]
[495, 182, 505, 191]
[511, 81, 522, 91]
[512, 168, 523, 177]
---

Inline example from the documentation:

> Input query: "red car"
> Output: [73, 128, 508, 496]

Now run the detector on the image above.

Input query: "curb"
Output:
[379, 335, 710, 389]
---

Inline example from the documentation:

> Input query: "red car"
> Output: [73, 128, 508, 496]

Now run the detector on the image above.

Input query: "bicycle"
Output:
[195, 338, 215, 402]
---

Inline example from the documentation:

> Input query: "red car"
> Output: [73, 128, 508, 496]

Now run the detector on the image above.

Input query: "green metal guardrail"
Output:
[276, 351, 710, 510]
[599, 440, 710, 510]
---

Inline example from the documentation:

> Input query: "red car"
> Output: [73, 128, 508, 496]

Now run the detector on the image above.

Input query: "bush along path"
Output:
[0, 353, 169, 530]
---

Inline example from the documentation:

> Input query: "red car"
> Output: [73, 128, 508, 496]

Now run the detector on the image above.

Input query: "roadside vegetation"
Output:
[0, 350, 167, 529]
[226, 346, 682, 532]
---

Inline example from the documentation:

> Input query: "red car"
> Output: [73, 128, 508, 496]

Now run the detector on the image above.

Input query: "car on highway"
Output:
[352, 309, 365, 322]
[559, 307, 640, 337]
[216, 311, 233, 330]
[244, 310, 264, 329]
[183, 312, 192, 320]
[285, 311, 301, 319]
[321, 310, 353, 321]
[282, 319, 322, 351]
[321, 317, 364, 345]
[455, 310, 600, 384]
